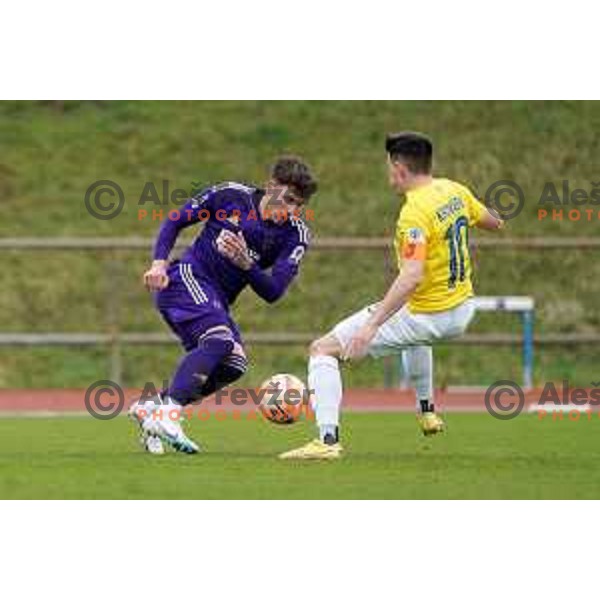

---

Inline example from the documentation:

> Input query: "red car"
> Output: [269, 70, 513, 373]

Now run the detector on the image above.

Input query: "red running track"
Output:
[0, 387, 588, 414]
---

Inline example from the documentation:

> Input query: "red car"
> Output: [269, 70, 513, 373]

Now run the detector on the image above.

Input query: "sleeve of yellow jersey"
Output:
[395, 204, 430, 268]
[462, 185, 487, 226]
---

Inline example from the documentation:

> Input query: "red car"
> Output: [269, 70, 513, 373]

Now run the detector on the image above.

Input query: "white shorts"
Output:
[332, 298, 476, 358]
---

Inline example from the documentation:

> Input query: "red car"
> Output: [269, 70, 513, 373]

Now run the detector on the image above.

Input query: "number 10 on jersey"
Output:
[445, 216, 469, 289]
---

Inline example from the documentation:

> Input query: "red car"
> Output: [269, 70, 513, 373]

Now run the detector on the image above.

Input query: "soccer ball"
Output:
[258, 373, 307, 425]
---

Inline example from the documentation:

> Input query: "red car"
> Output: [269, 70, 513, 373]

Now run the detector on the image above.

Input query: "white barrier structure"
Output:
[473, 296, 535, 389]
[400, 295, 535, 390]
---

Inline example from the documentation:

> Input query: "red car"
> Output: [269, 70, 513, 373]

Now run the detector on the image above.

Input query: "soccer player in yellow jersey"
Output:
[280, 132, 504, 460]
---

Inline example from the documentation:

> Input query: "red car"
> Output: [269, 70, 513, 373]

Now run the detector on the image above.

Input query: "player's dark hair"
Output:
[385, 132, 433, 174]
[271, 156, 318, 201]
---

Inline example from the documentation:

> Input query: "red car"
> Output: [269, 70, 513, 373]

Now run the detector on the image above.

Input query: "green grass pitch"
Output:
[0, 413, 598, 499]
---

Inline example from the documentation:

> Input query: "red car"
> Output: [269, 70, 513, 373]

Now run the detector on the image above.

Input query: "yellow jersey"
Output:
[394, 178, 487, 313]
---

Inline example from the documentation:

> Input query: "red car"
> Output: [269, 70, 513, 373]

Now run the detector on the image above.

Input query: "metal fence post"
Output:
[522, 309, 534, 390]
[382, 241, 394, 388]
[105, 251, 123, 385]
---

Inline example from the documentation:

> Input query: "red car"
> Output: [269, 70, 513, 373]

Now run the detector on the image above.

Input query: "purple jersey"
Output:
[153, 182, 310, 307]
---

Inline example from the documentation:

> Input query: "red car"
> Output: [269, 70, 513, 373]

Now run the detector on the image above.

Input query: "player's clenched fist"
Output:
[216, 230, 253, 270]
[143, 260, 170, 291]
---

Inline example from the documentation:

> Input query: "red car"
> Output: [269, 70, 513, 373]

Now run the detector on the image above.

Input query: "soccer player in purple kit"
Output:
[130, 156, 317, 454]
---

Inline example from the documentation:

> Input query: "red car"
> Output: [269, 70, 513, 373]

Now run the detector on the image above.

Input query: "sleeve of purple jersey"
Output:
[246, 223, 309, 303]
[152, 194, 212, 261]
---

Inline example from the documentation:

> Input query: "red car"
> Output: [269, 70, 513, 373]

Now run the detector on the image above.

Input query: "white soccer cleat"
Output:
[128, 396, 166, 455]
[147, 413, 200, 454]
[128, 392, 167, 421]
[144, 434, 165, 455]
[130, 394, 200, 454]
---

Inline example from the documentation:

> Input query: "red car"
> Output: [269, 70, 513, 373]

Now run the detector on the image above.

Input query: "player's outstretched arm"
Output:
[465, 189, 505, 231]
[477, 206, 505, 230]
[143, 198, 202, 291]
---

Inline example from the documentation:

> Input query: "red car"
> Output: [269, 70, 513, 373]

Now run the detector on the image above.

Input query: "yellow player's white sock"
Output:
[402, 345, 433, 412]
[308, 355, 342, 438]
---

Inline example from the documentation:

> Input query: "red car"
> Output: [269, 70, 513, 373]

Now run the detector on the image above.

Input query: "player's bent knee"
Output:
[197, 325, 235, 356]
[309, 338, 323, 357]
[226, 344, 248, 380]
[197, 352, 248, 398]
[207, 353, 248, 393]
[231, 342, 246, 361]
[222, 352, 248, 380]
[309, 335, 341, 358]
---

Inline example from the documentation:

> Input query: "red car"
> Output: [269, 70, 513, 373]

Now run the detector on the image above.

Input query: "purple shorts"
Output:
[155, 261, 243, 352]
